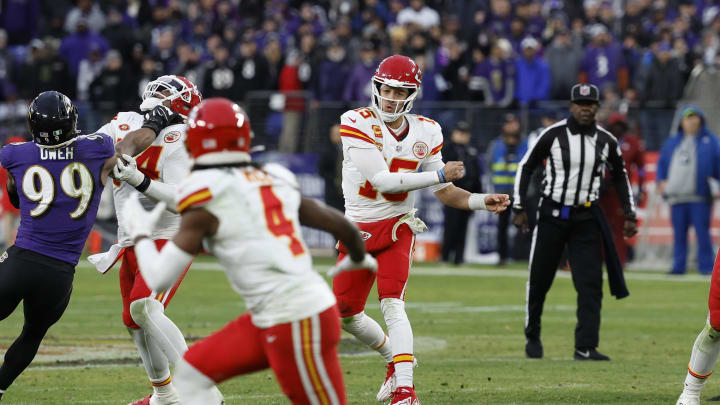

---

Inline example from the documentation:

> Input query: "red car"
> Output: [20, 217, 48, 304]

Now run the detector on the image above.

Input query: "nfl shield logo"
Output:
[579, 85, 590, 96]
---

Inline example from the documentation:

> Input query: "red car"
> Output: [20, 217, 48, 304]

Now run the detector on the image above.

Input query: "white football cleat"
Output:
[149, 391, 180, 405]
[211, 385, 225, 404]
[376, 362, 395, 402]
[676, 393, 700, 405]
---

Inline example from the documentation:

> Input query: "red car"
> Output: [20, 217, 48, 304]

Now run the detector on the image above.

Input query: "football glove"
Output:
[122, 193, 166, 242]
[141, 105, 183, 135]
[327, 253, 378, 278]
[113, 154, 145, 187]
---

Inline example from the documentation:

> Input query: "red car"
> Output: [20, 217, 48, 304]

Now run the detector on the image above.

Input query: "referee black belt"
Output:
[540, 198, 595, 220]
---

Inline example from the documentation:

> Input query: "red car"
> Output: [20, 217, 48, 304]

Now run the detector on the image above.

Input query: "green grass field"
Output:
[0, 257, 714, 404]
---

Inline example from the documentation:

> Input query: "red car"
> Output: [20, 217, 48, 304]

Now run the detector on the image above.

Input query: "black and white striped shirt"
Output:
[513, 117, 636, 217]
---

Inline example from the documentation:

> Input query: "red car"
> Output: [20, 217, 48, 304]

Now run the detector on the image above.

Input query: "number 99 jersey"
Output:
[0, 133, 115, 265]
[176, 163, 336, 328]
[339, 107, 446, 222]
[97, 111, 190, 247]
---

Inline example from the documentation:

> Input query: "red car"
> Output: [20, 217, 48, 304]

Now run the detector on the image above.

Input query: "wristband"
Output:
[437, 169, 446, 183]
[468, 193, 487, 210]
[134, 175, 151, 193]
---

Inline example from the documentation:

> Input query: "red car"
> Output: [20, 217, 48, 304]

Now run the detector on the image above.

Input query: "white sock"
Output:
[174, 358, 222, 405]
[683, 322, 720, 396]
[129, 327, 171, 381]
[152, 380, 177, 396]
[342, 312, 394, 363]
[130, 298, 188, 364]
[381, 298, 414, 388]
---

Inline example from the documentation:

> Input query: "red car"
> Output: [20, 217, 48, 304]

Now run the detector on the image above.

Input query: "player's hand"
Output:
[122, 193, 166, 243]
[512, 210, 530, 233]
[141, 105, 183, 135]
[327, 253, 378, 278]
[485, 194, 511, 214]
[113, 154, 145, 187]
[624, 218, 638, 238]
[442, 161, 465, 182]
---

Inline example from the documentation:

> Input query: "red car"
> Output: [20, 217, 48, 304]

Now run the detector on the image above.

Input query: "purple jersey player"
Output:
[0, 91, 179, 401]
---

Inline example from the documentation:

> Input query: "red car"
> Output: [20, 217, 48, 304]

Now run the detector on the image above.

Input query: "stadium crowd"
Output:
[0, 0, 714, 126]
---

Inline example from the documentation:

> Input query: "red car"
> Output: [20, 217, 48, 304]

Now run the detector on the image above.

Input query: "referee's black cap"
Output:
[570, 83, 600, 103]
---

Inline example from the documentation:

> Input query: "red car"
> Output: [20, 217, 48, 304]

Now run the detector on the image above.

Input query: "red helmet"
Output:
[186, 98, 252, 165]
[141, 75, 202, 118]
[371, 55, 422, 122]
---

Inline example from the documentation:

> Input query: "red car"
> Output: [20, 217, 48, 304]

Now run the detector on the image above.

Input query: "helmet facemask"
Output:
[140, 75, 201, 118]
[371, 78, 418, 122]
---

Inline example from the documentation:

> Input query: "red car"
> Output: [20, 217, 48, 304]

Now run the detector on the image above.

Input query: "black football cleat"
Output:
[525, 338, 543, 359]
[573, 347, 610, 361]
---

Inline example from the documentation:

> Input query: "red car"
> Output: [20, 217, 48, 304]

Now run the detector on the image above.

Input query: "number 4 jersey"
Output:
[0, 134, 115, 265]
[340, 108, 446, 222]
[97, 111, 190, 247]
[176, 164, 335, 328]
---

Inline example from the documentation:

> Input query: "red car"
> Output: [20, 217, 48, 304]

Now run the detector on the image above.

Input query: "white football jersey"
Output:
[97, 111, 190, 247]
[340, 107, 446, 222]
[176, 164, 335, 328]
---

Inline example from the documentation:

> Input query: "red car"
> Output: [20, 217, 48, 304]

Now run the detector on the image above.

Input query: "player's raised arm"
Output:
[115, 105, 183, 157]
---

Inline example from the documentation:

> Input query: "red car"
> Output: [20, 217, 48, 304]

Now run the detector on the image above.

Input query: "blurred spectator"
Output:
[657, 106, 720, 275]
[233, 37, 270, 102]
[396, 0, 440, 30]
[59, 18, 109, 76]
[172, 43, 204, 87]
[64, 0, 106, 34]
[149, 27, 177, 73]
[278, 50, 306, 153]
[0, 30, 16, 101]
[468, 42, 514, 107]
[439, 35, 470, 100]
[101, 7, 137, 61]
[15, 39, 75, 100]
[579, 24, 628, 92]
[516, 0, 545, 39]
[317, 123, 344, 212]
[77, 43, 105, 101]
[487, 113, 525, 265]
[442, 121, 482, 265]
[1, 0, 39, 45]
[202, 44, 237, 99]
[313, 40, 350, 101]
[638, 42, 684, 107]
[515, 37, 550, 106]
[134, 56, 162, 101]
[488, 0, 513, 37]
[263, 37, 284, 90]
[89, 49, 131, 118]
[599, 114, 645, 266]
[547, 29, 583, 100]
[343, 42, 377, 103]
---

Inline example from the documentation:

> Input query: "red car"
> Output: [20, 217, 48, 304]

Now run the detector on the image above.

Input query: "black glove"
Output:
[141, 105, 183, 135]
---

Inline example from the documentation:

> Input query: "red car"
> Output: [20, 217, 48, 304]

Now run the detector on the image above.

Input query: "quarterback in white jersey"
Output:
[89, 75, 210, 405]
[122, 98, 375, 405]
[332, 55, 511, 405]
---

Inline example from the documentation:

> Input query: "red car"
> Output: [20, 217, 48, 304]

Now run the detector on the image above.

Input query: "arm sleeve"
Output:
[608, 139, 636, 217]
[513, 129, 554, 209]
[134, 239, 193, 292]
[96, 121, 118, 143]
[420, 125, 450, 192]
[348, 147, 441, 193]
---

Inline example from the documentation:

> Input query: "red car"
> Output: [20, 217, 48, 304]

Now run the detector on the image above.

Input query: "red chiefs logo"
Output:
[118, 124, 130, 131]
[164, 131, 181, 143]
[413, 142, 428, 159]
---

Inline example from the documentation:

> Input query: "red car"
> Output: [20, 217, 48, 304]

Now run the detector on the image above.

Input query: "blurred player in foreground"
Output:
[122, 97, 376, 404]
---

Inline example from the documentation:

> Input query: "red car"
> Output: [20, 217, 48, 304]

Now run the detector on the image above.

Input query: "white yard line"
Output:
[84, 260, 712, 283]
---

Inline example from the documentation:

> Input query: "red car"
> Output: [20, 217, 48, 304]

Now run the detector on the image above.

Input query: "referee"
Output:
[512, 83, 638, 361]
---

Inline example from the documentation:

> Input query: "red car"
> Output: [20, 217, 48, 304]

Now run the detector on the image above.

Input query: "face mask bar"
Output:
[371, 79, 418, 122]
[142, 77, 193, 105]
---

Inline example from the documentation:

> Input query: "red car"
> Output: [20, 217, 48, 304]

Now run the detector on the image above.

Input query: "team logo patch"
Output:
[579, 85, 591, 96]
[164, 131, 181, 143]
[413, 141, 429, 159]
[360, 231, 372, 241]
[0, 251, 8, 262]
[118, 123, 130, 131]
